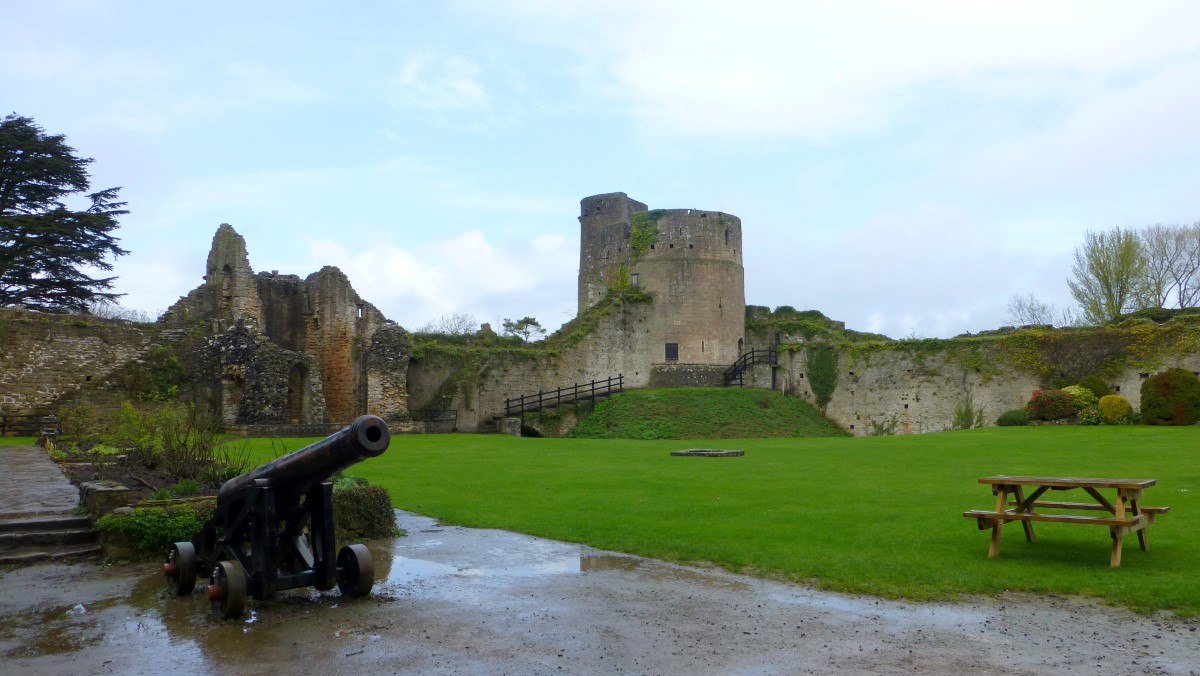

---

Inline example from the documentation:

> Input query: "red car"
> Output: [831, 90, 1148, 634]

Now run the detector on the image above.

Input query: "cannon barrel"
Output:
[217, 415, 390, 503]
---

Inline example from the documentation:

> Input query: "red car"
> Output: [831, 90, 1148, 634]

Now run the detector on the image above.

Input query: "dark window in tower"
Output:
[725, 229, 730, 245]
[665, 343, 679, 361]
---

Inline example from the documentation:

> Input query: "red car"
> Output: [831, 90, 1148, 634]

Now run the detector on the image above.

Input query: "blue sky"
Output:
[5, 1, 1199, 338]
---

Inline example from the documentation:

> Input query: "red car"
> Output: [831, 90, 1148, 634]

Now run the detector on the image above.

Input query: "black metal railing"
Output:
[723, 347, 777, 386]
[504, 375, 624, 417]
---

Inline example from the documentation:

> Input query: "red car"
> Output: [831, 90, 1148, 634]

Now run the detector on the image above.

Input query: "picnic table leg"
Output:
[988, 487, 1008, 558]
[1130, 499, 1149, 552]
[1110, 529, 1125, 568]
[1012, 486, 1036, 543]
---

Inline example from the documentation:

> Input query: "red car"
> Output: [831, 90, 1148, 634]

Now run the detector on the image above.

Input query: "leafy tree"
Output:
[1067, 227, 1147, 324]
[0, 114, 128, 312]
[501, 316, 546, 342]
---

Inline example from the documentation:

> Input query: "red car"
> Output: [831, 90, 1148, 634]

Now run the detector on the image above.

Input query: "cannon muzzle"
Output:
[217, 415, 390, 503]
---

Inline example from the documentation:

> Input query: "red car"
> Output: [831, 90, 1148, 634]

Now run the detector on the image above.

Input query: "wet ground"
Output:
[0, 444, 80, 517]
[2, 510, 1198, 675]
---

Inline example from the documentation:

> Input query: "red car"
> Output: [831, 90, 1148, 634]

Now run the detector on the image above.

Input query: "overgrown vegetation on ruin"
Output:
[761, 306, 1200, 389]
[629, 209, 666, 257]
[804, 345, 839, 409]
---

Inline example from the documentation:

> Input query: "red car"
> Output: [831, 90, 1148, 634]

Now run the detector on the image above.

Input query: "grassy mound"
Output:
[567, 387, 848, 439]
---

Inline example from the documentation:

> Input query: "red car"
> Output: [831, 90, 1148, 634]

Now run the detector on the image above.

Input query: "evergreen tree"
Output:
[0, 114, 128, 312]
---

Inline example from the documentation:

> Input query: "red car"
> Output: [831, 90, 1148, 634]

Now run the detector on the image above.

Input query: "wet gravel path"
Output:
[0, 445, 79, 517]
[0, 510, 1197, 675]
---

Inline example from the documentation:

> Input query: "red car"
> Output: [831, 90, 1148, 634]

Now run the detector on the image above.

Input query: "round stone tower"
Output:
[578, 192, 746, 368]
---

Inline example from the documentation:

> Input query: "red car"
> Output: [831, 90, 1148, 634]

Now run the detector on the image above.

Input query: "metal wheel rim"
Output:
[211, 560, 247, 620]
[336, 544, 374, 597]
[166, 541, 197, 596]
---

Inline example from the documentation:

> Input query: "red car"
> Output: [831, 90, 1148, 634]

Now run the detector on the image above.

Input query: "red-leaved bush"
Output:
[1026, 388, 1075, 421]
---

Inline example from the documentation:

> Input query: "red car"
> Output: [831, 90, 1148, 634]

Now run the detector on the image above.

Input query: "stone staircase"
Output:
[0, 514, 101, 565]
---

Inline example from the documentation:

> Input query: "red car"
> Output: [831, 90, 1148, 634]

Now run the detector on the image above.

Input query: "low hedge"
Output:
[996, 409, 1030, 426]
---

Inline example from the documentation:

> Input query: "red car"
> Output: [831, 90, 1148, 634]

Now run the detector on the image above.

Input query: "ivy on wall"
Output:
[629, 209, 666, 258]
[806, 344, 839, 409]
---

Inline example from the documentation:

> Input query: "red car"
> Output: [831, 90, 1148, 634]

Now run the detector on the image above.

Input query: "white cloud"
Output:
[388, 52, 509, 130]
[467, 0, 1200, 140]
[306, 229, 577, 331]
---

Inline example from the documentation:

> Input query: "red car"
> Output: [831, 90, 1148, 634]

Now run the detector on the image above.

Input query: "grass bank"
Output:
[567, 387, 847, 439]
[242, 426, 1200, 615]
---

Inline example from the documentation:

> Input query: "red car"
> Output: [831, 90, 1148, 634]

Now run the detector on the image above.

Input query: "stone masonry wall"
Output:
[774, 343, 1200, 436]
[0, 310, 159, 417]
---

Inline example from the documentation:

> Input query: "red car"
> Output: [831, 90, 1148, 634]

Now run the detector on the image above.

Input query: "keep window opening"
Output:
[665, 343, 679, 361]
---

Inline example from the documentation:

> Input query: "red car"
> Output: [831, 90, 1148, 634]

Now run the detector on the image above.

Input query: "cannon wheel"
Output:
[209, 560, 247, 620]
[165, 541, 197, 596]
[336, 544, 374, 597]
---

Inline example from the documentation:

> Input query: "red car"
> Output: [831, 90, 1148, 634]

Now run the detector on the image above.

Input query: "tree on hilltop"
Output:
[1067, 228, 1147, 325]
[0, 114, 128, 312]
[418, 312, 479, 335]
[502, 316, 546, 342]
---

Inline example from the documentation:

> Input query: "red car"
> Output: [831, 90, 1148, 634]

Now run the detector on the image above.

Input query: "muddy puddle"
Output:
[1, 510, 1197, 675]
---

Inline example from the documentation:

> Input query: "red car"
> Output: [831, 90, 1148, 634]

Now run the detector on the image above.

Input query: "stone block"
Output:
[80, 480, 132, 516]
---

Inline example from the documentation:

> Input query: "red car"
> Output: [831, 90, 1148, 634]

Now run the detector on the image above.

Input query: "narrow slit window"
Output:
[630, 272, 639, 287]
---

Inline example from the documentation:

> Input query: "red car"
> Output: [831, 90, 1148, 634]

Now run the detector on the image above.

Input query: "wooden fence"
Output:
[504, 375, 624, 417]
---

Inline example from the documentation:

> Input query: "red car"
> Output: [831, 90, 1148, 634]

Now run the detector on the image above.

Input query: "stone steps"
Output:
[0, 513, 101, 565]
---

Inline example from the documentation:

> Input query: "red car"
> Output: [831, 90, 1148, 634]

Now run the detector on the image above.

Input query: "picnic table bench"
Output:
[963, 475, 1170, 567]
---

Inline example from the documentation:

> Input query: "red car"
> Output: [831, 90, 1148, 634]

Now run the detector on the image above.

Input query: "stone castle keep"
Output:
[577, 193, 745, 368]
[3, 191, 1200, 435]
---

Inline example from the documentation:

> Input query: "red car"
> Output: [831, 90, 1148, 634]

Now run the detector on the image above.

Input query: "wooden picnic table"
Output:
[963, 475, 1170, 567]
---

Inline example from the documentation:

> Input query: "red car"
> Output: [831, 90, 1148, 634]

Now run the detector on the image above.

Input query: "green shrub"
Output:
[59, 401, 104, 451]
[1062, 385, 1097, 411]
[170, 478, 200, 496]
[95, 504, 213, 553]
[1140, 367, 1200, 425]
[149, 488, 171, 501]
[106, 401, 221, 478]
[1077, 375, 1111, 399]
[1026, 389, 1075, 421]
[199, 464, 241, 487]
[996, 409, 1030, 426]
[332, 484, 401, 540]
[951, 392, 986, 430]
[89, 443, 123, 456]
[1098, 394, 1134, 424]
[1078, 406, 1103, 425]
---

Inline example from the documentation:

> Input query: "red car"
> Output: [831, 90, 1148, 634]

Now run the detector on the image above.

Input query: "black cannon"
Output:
[163, 415, 390, 619]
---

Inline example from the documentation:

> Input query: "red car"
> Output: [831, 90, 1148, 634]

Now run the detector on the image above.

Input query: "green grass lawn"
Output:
[0, 436, 37, 445]
[249, 425, 1199, 614]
